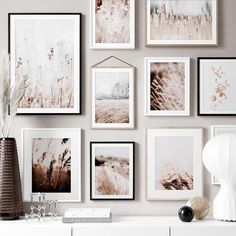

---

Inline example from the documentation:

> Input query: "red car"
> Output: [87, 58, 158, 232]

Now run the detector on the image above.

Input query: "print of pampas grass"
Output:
[150, 62, 185, 111]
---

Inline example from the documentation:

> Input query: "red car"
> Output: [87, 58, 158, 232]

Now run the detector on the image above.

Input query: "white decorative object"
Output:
[203, 134, 236, 221]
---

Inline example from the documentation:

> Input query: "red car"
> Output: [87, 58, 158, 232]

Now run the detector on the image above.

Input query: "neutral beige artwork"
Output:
[15, 20, 75, 109]
[32, 138, 71, 193]
[155, 137, 193, 191]
[95, 0, 131, 43]
[150, 0, 213, 41]
[95, 72, 129, 124]
[150, 62, 185, 111]
[95, 146, 130, 196]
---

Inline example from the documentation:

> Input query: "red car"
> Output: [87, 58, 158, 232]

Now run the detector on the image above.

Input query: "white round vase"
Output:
[203, 134, 236, 221]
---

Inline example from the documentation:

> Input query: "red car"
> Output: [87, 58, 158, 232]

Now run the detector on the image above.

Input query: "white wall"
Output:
[0, 0, 234, 216]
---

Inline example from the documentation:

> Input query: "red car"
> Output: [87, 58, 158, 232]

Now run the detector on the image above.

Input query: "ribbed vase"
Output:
[0, 138, 23, 220]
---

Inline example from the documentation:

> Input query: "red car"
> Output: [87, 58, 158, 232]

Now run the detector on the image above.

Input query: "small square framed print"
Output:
[211, 125, 236, 185]
[9, 13, 82, 114]
[145, 57, 190, 116]
[90, 0, 135, 49]
[91, 67, 134, 129]
[22, 128, 81, 202]
[90, 142, 135, 200]
[198, 58, 236, 115]
[146, 0, 218, 46]
[147, 128, 203, 200]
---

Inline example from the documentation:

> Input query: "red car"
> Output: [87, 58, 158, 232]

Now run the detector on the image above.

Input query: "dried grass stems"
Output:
[0, 50, 28, 137]
[150, 63, 185, 111]
[95, 0, 130, 43]
[150, 3, 212, 40]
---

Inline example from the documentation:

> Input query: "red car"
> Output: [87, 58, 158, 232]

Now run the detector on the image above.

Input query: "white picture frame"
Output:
[147, 128, 203, 200]
[145, 57, 190, 116]
[22, 128, 81, 202]
[91, 67, 134, 129]
[9, 13, 81, 114]
[90, 0, 135, 49]
[211, 125, 236, 185]
[146, 0, 218, 46]
[198, 58, 236, 115]
[90, 142, 135, 200]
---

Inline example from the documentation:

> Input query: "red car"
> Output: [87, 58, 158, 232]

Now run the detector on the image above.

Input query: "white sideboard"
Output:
[0, 217, 235, 236]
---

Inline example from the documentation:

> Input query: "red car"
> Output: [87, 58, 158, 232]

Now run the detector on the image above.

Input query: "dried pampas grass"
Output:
[0, 50, 28, 137]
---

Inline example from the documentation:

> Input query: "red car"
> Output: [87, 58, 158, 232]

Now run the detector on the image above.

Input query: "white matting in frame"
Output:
[147, 128, 203, 200]
[145, 57, 190, 116]
[22, 128, 81, 202]
[211, 125, 236, 185]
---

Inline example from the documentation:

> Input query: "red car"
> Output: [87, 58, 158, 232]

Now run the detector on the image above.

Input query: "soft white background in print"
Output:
[202, 60, 236, 112]
[0, 0, 232, 215]
[155, 137, 193, 190]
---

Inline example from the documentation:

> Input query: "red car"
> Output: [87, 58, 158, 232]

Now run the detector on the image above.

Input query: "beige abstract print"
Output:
[15, 20, 75, 109]
[95, 0, 130, 43]
[95, 146, 130, 195]
[150, 62, 185, 111]
[150, 0, 213, 41]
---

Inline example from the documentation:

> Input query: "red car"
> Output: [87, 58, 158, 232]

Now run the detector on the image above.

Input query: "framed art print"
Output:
[145, 57, 190, 116]
[211, 125, 236, 185]
[9, 13, 82, 114]
[147, 128, 203, 200]
[22, 128, 81, 202]
[91, 67, 134, 129]
[90, 142, 135, 200]
[198, 58, 236, 115]
[90, 0, 135, 49]
[146, 0, 218, 46]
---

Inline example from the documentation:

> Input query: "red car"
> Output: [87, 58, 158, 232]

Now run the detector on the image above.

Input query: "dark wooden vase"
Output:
[0, 138, 23, 220]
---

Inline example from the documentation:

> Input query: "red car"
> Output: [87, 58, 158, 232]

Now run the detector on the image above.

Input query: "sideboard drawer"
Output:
[73, 225, 169, 236]
[172, 226, 236, 236]
[0, 225, 71, 236]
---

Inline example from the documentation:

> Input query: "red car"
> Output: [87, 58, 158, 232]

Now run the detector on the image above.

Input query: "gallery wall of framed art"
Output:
[2, 0, 236, 216]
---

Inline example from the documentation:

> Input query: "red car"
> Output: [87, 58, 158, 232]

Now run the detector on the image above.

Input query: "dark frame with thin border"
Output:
[198, 57, 236, 116]
[90, 141, 135, 201]
[8, 13, 82, 115]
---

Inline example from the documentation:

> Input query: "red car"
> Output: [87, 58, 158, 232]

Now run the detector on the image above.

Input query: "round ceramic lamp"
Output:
[203, 134, 236, 221]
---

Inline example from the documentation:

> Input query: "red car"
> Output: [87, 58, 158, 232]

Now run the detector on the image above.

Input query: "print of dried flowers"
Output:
[0, 50, 28, 137]
[210, 66, 230, 110]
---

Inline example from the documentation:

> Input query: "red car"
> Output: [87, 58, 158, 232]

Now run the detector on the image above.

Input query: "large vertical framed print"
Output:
[9, 13, 82, 114]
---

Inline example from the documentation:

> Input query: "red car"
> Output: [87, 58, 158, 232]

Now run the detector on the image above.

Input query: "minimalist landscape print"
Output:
[10, 14, 81, 113]
[150, 62, 185, 111]
[95, 146, 130, 195]
[147, 0, 217, 45]
[91, 142, 134, 199]
[32, 138, 71, 193]
[92, 68, 134, 129]
[155, 137, 193, 191]
[199, 59, 236, 115]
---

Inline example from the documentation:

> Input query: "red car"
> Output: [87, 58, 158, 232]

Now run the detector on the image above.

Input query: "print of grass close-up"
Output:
[32, 138, 71, 193]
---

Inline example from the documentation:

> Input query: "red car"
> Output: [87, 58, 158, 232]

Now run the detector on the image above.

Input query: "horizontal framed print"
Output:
[147, 128, 203, 200]
[9, 13, 82, 114]
[90, 0, 135, 49]
[146, 0, 218, 46]
[91, 67, 134, 129]
[22, 128, 81, 202]
[211, 125, 236, 185]
[145, 57, 190, 116]
[90, 142, 135, 200]
[198, 58, 236, 115]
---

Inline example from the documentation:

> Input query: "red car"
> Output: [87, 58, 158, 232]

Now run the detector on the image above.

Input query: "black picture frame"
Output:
[8, 13, 82, 115]
[198, 57, 236, 116]
[90, 141, 135, 201]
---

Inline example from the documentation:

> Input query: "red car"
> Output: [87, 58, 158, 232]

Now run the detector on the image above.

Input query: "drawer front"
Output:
[172, 226, 236, 236]
[73, 225, 169, 236]
[0, 225, 71, 236]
